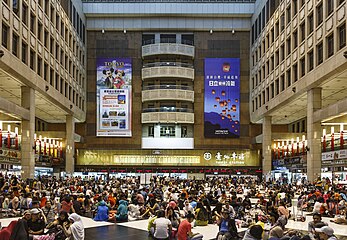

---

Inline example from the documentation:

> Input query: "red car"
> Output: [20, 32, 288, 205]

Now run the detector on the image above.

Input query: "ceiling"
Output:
[0, 69, 68, 123]
[270, 70, 347, 125]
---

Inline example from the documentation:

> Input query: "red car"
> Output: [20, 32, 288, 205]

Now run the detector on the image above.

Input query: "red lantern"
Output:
[331, 133, 334, 151]
[323, 135, 326, 152]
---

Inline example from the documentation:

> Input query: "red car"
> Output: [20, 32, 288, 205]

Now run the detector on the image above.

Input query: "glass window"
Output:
[308, 50, 314, 71]
[316, 4, 323, 26]
[2, 23, 9, 49]
[317, 42, 323, 65]
[12, 33, 19, 57]
[326, 0, 334, 16]
[21, 42, 27, 64]
[300, 57, 305, 77]
[338, 23, 346, 50]
[308, 14, 314, 34]
[30, 49, 35, 70]
[22, 3, 28, 25]
[300, 21, 305, 42]
[287, 69, 291, 87]
[30, 13, 36, 33]
[326, 34, 334, 58]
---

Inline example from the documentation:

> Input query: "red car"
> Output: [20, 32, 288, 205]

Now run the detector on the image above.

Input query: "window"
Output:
[316, 4, 323, 26]
[55, 73, 59, 91]
[12, 33, 19, 57]
[306, 14, 313, 36]
[60, 79, 63, 94]
[280, 74, 285, 91]
[286, 37, 291, 56]
[293, 30, 298, 48]
[308, 50, 314, 71]
[280, 44, 285, 61]
[37, 57, 42, 76]
[287, 69, 291, 87]
[44, 0, 49, 15]
[44, 30, 48, 48]
[286, 5, 291, 24]
[275, 79, 279, 95]
[271, 83, 274, 98]
[22, 3, 28, 25]
[300, 21, 305, 42]
[293, 63, 298, 82]
[50, 68, 54, 86]
[326, 0, 334, 16]
[2, 23, 9, 49]
[44, 63, 48, 81]
[50, 37, 54, 53]
[148, 126, 154, 137]
[280, 14, 285, 31]
[22, 42, 27, 64]
[13, 0, 19, 16]
[275, 50, 279, 66]
[30, 13, 36, 33]
[38, 22, 43, 42]
[266, 87, 269, 102]
[326, 34, 334, 58]
[339, 23, 346, 50]
[30, 49, 35, 70]
[317, 42, 323, 65]
[50, 6, 55, 23]
[300, 57, 305, 77]
[293, 0, 298, 15]
[275, 21, 279, 38]
[339, 0, 345, 6]
[300, 0, 305, 8]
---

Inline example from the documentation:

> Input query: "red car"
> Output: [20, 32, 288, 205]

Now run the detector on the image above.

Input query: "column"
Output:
[65, 115, 75, 175]
[262, 116, 272, 179]
[307, 88, 322, 182]
[21, 87, 35, 179]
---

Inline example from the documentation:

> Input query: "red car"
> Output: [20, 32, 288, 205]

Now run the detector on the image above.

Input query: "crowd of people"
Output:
[0, 174, 346, 240]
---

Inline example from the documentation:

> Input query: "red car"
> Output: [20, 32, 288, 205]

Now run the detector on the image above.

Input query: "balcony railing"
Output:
[143, 85, 193, 90]
[143, 38, 194, 46]
[142, 88, 194, 102]
[142, 62, 195, 80]
[143, 107, 193, 113]
[142, 112, 194, 124]
[142, 43, 195, 58]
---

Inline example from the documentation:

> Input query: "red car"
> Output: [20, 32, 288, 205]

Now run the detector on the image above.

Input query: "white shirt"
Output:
[154, 217, 171, 239]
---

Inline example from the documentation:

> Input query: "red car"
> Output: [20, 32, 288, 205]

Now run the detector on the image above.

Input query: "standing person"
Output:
[59, 213, 85, 240]
[152, 210, 172, 240]
[177, 212, 203, 240]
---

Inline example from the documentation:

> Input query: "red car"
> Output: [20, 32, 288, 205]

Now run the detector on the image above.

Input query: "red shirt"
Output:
[177, 219, 191, 240]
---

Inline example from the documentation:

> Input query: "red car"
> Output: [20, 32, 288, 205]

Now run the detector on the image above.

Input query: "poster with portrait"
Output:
[204, 58, 240, 138]
[96, 58, 132, 136]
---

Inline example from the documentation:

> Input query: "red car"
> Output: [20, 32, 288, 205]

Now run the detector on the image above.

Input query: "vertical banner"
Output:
[96, 58, 132, 136]
[204, 58, 240, 137]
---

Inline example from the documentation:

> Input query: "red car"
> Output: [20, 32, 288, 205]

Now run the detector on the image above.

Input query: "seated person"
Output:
[195, 202, 209, 226]
[128, 204, 141, 221]
[307, 213, 328, 233]
[216, 210, 239, 240]
[93, 200, 110, 222]
[242, 224, 263, 240]
[314, 226, 337, 240]
[46, 211, 70, 240]
[115, 199, 128, 222]
[59, 213, 85, 240]
[177, 212, 203, 240]
[27, 208, 46, 236]
[152, 210, 172, 240]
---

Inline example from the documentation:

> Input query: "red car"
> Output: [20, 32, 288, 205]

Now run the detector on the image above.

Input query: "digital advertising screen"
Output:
[204, 58, 240, 138]
[96, 58, 132, 137]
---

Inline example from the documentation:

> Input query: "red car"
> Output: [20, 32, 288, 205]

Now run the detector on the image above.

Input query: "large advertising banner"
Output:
[96, 58, 132, 136]
[204, 58, 240, 137]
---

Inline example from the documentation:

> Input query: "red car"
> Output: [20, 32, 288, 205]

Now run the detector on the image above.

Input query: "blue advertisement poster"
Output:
[204, 58, 240, 138]
[96, 58, 132, 137]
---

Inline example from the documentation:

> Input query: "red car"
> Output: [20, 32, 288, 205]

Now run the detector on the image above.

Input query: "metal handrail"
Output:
[142, 107, 194, 113]
[142, 85, 193, 90]
[142, 62, 194, 68]
[142, 39, 194, 46]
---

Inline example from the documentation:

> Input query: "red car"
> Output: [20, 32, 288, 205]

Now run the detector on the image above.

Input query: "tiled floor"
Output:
[2, 207, 347, 240]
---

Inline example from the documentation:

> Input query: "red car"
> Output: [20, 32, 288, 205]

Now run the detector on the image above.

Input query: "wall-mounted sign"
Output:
[96, 58, 132, 137]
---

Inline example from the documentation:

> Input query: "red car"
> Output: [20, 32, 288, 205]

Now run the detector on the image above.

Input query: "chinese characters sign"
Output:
[96, 58, 132, 136]
[204, 58, 240, 138]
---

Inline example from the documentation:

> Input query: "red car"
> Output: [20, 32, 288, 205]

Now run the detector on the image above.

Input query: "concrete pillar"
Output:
[65, 115, 75, 175]
[262, 116, 272, 179]
[307, 88, 322, 182]
[21, 87, 35, 179]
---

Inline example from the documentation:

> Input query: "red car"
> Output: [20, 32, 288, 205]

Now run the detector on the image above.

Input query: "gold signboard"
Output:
[77, 149, 260, 167]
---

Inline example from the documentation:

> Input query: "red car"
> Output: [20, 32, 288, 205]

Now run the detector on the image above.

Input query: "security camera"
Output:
[344, 51, 347, 58]
[0, 50, 4, 58]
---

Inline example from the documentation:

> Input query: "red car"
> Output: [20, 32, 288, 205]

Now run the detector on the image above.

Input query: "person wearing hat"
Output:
[314, 226, 337, 240]
[27, 208, 46, 235]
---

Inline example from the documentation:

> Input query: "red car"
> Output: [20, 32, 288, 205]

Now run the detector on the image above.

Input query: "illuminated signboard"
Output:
[204, 58, 240, 138]
[96, 58, 132, 136]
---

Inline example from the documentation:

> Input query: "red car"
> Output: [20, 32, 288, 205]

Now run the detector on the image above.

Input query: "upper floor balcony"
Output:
[142, 107, 194, 124]
[142, 85, 194, 102]
[142, 41, 195, 59]
[142, 62, 194, 81]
